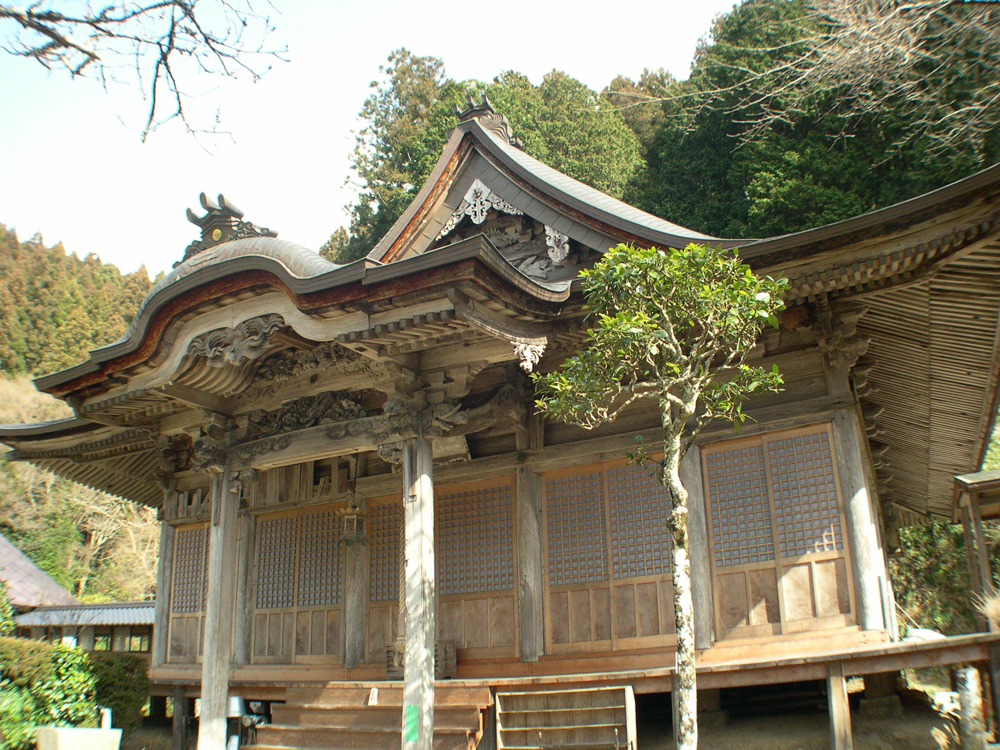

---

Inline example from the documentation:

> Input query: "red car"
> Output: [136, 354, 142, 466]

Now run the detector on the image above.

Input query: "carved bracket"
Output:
[449, 292, 549, 372]
[188, 314, 285, 367]
[815, 297, 870, 371]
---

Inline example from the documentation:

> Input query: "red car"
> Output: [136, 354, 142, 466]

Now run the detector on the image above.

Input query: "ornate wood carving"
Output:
[436, 179, 523, 240]
[190, 413, 233, 474]
[453, 92, 523, 149]
[544, 226, 570, 265]
[240, 342, 384, 402]
[245, 391, 368, 441]
[181, 192, 278, 264]
[188, 314, 285, 367]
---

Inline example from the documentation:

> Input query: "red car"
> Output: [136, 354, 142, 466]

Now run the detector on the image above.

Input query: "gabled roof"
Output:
[367, 114, 736, 266]
[0, 534, 78, 609]
[14, 600, 154, 627]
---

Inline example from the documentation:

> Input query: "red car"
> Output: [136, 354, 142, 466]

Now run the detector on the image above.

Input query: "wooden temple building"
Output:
[4, 100, 1000, 750]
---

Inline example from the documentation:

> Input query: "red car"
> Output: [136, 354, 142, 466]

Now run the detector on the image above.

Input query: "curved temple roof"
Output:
[0, 108, 999, 524]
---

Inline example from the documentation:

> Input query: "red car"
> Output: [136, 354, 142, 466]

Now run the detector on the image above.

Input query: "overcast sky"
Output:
[0, 0, 739, 278]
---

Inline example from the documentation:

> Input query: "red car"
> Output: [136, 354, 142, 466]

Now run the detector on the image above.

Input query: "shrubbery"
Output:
[90, 652, 150, 732]
[0, 637, 96, 750]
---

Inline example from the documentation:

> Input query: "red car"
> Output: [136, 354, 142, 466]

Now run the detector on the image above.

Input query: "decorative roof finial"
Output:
[453, 91, 523, 150]
[178, 193, 278, 266]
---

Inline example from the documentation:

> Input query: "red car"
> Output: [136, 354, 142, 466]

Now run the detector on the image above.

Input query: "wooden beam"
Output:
[343, 532, 368, 669]
[402, 437, 435, 750]
[516, 466, 544, 662]
[827, 661, 853, 750]
[233, 511, 256, 666]
[197, 464, 239, 750]
[171, 687, 188, 750]
[962, 505, 989, 631]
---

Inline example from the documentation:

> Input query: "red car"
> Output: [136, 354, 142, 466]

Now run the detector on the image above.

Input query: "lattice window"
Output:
[297, 510, 342, 607]
[369, 501, 401, 602]
[438, 482, 514, 596]
[546, 471, 608, 586]
[768, 430, 843, 557]
[706, 443, 775, 568]
[172, 526, 206, 613]
[256, 517, 298, 609]
[607, 463, 672, 579]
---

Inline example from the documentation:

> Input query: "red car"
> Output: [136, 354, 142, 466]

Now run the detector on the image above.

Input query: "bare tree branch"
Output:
[0, 1, 287, 140]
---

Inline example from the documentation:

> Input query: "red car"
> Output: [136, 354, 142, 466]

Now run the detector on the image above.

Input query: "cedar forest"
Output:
[1, 0, 998, 631]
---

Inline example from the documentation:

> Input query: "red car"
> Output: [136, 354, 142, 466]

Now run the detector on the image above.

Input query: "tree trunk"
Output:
[662, 409, 698, 750]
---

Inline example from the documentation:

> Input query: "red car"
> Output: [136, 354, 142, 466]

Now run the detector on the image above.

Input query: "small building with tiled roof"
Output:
[0, 532, 78, 611]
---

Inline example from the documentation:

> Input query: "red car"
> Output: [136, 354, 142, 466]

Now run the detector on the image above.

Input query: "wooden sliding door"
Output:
[251, 504, 345, 664]
[436, 476, 518, 658]
[703, 423, 855, 641]
[167, 522, 208, 663]
[542, 459, 676, 655]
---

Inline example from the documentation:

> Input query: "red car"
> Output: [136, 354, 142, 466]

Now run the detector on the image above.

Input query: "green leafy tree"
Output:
[335, 52, 645, 263]
[319, 227, 349, 262]
[0, 583, 14, 636]
[533, 243, 786, 749]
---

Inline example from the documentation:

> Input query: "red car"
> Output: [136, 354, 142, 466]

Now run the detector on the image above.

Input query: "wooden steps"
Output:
[495, 686, 636, 750]
[251, 684, 491, 750]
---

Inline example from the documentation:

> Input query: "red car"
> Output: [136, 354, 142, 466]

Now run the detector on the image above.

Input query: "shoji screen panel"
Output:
[366, 494, 402, 662]
[168, 523, 208, 664]
[542, 458, 675, 655]
[251, 504, 345, 665]
[436, 477, 517, 658]
[703, 423, 854, 641]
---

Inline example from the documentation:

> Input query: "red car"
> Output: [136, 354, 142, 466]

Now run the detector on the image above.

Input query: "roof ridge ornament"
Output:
[454, 91, 523, 150]
[178, 192, 278, 266]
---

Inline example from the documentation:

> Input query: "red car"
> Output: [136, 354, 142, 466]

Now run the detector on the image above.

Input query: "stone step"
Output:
[284, 685, 492, 709]
[254, 725, 475, 750]
[270, 704, 483, 732]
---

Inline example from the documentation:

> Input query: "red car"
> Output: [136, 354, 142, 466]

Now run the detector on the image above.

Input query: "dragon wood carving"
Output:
[188, 314, 285, 367]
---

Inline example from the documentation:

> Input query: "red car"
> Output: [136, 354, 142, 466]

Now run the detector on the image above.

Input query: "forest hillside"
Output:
[0, 227, 158, 602]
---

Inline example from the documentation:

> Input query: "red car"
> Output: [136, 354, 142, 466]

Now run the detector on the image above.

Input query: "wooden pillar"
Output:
[827, 661, 853, 750]
[680, 446, 714, 650]
[197, 464, 238, 750]
[969, 499, 998, 632]
[957, 666, 987, 750]
[402, 437, 435, 750]
[989, 642, 1000, 736]
[962, 505, 989, 631]
[831, 410, 885, 631]
[516, 466, 544, 661]
[344, 534, 368, 669]
[171, 687, 188, 750]
[233, 508, 256, 667]
[151, 506, 175, 670]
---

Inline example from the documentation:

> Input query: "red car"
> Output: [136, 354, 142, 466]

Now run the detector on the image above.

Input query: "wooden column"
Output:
[171, 687, 188, 750]
[969, 499, 998, 632]
[197, 462, 239, 750]
[516, 466, 544, 661]
[831, 410, 886, 631]
[344, 532, 368, 669]
[402, 437, 435, 750]
[680, 446, 714, 650]
[233, 506, 256, 667]
[827, 661, 853, 750]
[962, 505, 989, 631]
[151, 497, 175, 670]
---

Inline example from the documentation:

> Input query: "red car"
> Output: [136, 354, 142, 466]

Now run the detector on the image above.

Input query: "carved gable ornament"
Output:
[436, 179, 523, 240]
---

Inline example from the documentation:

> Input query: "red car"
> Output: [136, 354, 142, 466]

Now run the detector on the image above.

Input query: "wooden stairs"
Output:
[495, 686, 637, 750]
[251, 684, 492, 750]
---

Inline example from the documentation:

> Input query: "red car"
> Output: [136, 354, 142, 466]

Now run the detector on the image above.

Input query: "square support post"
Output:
[827, 661, 853, 750]
[402, 437, 435, 750]
[680, 446, 714, 650]
[151, 501, 175, 670]
[832, 410, 886, 631]
[197, 463, 238, 750]
[516, 466, 544, 662]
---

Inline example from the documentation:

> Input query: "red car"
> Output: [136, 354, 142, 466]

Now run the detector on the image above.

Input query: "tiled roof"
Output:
[14, 600, 154, 627]
[0, 534, 78, 608]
